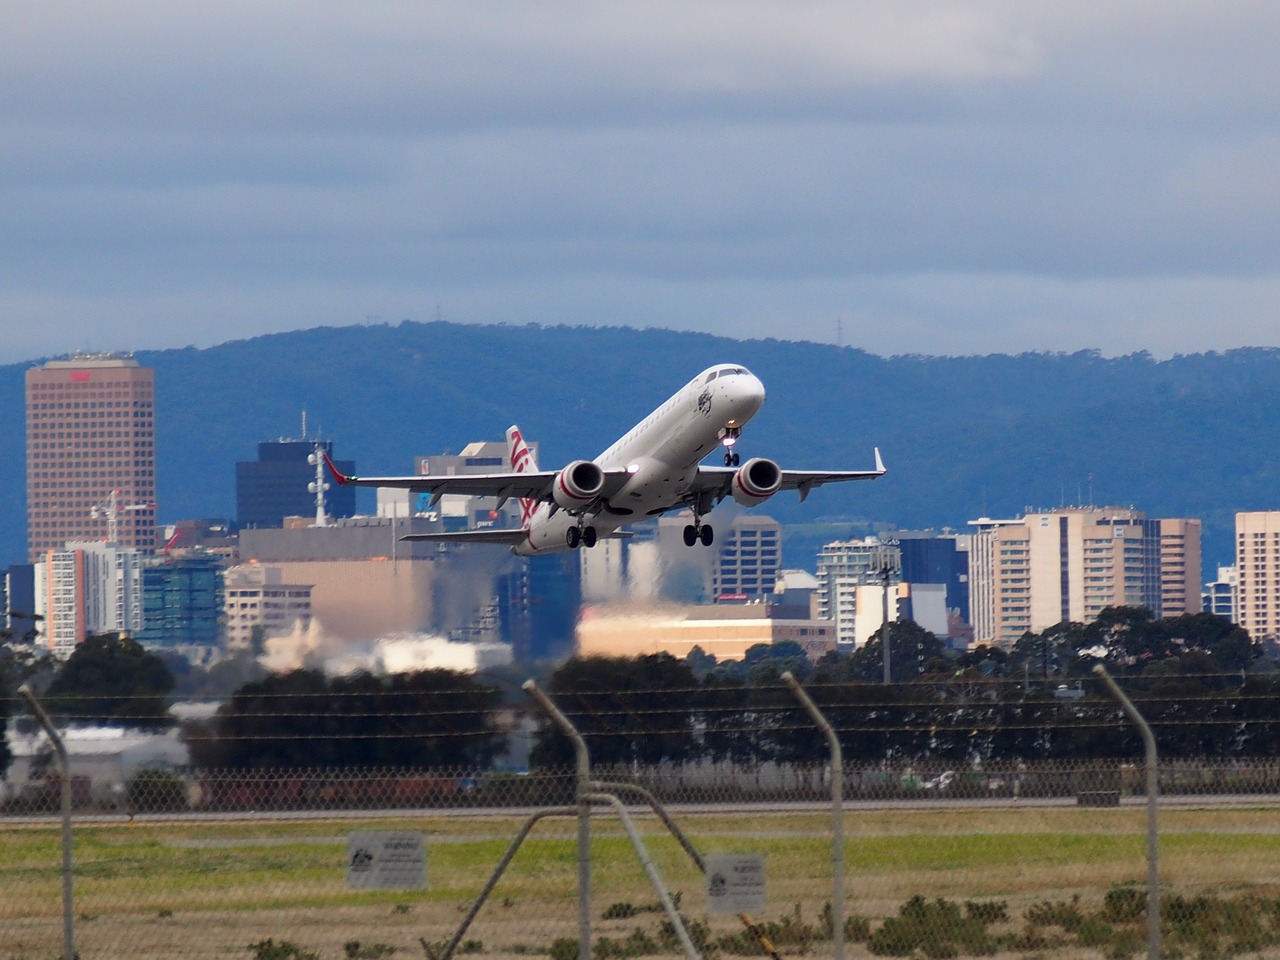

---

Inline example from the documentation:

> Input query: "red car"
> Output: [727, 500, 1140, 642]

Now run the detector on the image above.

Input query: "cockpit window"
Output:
[704, 371, 719, 383]
[717, 366, 750, 377]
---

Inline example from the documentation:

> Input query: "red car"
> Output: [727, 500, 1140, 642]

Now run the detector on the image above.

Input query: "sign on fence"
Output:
[705, 853, 765, 914]
[346, 831, 427, 890]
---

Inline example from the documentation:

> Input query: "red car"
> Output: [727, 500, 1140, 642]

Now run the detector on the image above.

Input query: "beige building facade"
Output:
[1235, 511, 1280, 641]
[576, 601, 836, 662]
[223, 564, 314, 650]
[969, 508, 1202, 648]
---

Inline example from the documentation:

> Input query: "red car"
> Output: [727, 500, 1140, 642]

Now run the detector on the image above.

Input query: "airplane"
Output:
[323, 363, 884, 556]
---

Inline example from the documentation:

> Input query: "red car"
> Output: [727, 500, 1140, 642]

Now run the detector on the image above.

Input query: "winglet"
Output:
[874, 447, 886, 475]
[322, 450, 353, 485]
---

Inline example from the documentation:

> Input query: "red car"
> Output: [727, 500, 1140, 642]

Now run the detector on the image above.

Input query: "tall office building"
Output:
[26, 355, 157, 562]
[236, 439, 356, 529]
[138, 554, 225, 653]
[711, 514, 782, 601]
[968, 507, 1203, 648]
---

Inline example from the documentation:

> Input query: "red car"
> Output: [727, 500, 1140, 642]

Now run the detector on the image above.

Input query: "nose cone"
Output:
[729, 371, 766, 420]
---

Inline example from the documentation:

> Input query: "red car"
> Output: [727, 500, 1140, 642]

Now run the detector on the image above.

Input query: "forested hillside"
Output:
[4, 321, 1278, 569]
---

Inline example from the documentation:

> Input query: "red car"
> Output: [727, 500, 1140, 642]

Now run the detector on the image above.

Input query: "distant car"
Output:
[921, 771, 955, 791]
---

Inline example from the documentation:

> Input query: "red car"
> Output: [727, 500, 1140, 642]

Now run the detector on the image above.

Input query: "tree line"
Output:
[3, 606, 1279, 772]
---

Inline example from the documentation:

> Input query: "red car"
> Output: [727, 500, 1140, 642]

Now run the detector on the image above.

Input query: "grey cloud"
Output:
[3, 1, 1280, 363]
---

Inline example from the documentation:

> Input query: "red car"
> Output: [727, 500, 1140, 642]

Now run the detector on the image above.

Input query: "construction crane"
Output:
[89, 489, 153, 544]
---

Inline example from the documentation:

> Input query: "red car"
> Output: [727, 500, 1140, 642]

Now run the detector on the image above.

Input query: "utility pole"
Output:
[873, 544, 900, 684]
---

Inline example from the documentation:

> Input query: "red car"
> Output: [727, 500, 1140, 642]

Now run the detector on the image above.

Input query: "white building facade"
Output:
[33, 541, 144, 656]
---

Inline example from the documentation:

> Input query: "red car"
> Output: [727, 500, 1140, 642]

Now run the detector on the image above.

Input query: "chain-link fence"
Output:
[5, 756, 1280, 959]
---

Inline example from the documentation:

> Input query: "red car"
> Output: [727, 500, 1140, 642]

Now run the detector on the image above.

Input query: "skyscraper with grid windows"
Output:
[26, 355, 157, 563]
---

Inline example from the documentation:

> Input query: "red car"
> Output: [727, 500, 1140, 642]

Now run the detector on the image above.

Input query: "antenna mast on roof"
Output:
[307, 443, 329, 527]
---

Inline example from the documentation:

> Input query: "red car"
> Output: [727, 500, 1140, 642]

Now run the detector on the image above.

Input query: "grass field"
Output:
[5, 804, 1280, 960]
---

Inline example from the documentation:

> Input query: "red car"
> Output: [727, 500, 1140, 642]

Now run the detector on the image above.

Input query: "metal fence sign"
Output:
[346, 831, 426, 890]
[705, 853, 765, 914]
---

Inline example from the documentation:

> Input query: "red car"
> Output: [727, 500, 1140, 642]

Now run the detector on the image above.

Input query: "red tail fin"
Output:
[506, 425, 539, 527]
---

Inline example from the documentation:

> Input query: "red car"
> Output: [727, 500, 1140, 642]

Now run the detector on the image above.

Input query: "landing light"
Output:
[626, 463, 641, 474]
[722, 435, 737, 448]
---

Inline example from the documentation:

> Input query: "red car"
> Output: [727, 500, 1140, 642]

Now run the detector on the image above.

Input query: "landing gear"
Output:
[566, 527, 581, 549]
[721, 425, 741, 466]
[582, 526, 598, 548]
[566, 524, 598, 550]
[683, 522, 714, 547]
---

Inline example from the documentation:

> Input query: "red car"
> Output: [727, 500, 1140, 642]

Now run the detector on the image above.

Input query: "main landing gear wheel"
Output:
[566, 527, 581, 549]
[581, 526, 598, 548]
[567, 526, 597, 549]
[683, 523, 715, 547]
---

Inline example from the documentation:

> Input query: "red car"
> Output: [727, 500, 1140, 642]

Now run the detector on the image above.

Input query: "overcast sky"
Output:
[4, 1, 1280, 363]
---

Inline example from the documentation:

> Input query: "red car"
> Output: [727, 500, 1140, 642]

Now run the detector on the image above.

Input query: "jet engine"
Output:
[731, 457, 782, 506]
[553, 460, 606, 511]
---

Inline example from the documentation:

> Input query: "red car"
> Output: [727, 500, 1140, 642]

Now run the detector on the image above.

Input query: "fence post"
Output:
[524, 680, 592, 960]
[781, 671, 844, 960]
[1092, 665, 1160, 960]
[18, 683, 75, 960]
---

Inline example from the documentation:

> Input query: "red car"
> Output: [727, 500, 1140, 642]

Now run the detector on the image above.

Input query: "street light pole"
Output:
[882, 563, 892, 684]
[872, 545, 899, 684]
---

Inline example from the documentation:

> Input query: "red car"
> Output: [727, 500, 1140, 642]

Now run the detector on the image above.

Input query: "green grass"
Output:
[6, 806, 1280, 958]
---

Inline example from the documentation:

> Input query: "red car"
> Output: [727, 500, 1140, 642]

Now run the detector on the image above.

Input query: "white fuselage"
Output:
[514, 365, 766, 555]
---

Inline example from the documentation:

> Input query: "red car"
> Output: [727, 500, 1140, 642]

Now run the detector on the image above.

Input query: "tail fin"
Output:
[506, 425, 540, 526]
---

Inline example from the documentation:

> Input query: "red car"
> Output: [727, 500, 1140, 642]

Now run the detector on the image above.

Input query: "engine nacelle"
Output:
[731, 457, 782, 507]
[553, 460, 606, 511]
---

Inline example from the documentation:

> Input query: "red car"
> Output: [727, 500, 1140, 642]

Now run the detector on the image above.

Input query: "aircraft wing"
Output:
[691, 448, 886, 502]
[324, 452, 631, 505]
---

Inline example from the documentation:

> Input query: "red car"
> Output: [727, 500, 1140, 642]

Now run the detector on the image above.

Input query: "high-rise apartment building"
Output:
[968, 508, 1202, 648]
[1204, 565, 1238, 621]
[26, 355, 157, 562]
[33, 541, 144, 656]
[815, 537, 901, 647]
[1235, 512, 1280, 641]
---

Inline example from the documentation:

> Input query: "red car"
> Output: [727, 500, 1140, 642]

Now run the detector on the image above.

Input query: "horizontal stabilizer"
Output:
[400, 530, 528, 545]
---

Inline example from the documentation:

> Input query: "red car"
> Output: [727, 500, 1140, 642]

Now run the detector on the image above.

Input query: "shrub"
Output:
[129, 768, 188, 812]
